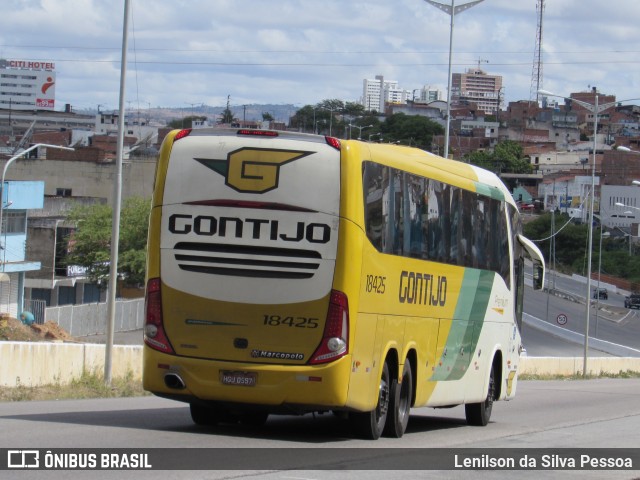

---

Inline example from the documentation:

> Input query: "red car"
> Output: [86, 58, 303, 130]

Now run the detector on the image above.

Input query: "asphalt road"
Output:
[1, 379, 638, 479]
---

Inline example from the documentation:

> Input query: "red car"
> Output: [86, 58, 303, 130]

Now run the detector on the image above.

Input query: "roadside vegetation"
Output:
[0, 371, 147, 402]
[64, 196, 151, 288]
[289, 99, 444, 149]
[520, 370, 640, 381]
[524, 212, 640, 285]
[1, 370, 638, 403]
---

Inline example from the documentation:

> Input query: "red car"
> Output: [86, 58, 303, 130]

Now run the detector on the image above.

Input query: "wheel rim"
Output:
[485, 370, 496, 413]
[377, 377, 390, 420]
[397, 375, 411, 423]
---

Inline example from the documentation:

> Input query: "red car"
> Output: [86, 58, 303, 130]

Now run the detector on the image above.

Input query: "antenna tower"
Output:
[530, 0, 545, 103]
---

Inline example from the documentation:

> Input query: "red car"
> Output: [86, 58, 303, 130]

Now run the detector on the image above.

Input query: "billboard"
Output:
[0, 58, 56, 111]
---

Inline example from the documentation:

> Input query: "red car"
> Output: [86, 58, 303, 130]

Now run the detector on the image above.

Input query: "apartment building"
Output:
[451, 68, 502, 115]
[362, 75, 411, 112]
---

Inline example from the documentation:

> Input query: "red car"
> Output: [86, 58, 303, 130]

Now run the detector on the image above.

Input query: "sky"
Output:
[3, 0, 640, 116]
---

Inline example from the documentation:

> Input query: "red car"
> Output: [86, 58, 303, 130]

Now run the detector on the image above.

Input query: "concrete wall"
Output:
[519, 356, 640, 377]
[0, 342, 141, 387]
[1, 341, 639, 387]
[7, 157, 156, 205]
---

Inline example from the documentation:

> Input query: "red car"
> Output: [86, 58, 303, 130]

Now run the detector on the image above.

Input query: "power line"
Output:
[3, 58, 640, 68]
[4, 44, 640, 56]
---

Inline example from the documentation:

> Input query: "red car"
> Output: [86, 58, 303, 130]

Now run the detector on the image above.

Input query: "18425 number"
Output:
[263, 315, 319, 328]
[366, 274, 386, 294]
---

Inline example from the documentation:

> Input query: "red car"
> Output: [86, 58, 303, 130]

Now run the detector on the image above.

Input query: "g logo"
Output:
[195, 148, 313, 193]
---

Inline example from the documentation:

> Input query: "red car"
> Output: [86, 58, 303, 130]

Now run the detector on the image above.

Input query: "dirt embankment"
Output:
[0, 316, 75, 342]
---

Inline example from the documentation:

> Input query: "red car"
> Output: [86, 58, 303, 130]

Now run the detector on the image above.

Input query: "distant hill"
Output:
[78, 104, 299, 125]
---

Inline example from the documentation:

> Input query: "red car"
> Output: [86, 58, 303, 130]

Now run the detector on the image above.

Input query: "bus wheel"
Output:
[190, 403, 238, 426]
[350, 362, 391, 440]
[465, 365, 496, 426]
[190, 403, 223, 426]
[384, 361, 412, 438]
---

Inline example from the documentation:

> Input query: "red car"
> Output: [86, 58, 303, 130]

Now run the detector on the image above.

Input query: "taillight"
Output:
[144, 278, 174, 354]
[325, 136, 341, 150]
[309, 290, 349, 364]
[174, 129, 192, 141]
[237, 129, 278, 137]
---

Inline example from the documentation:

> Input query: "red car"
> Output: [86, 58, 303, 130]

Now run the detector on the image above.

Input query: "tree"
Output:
[220, 106, 235, 124]
[522, 212, 640, 283]
[380, 113, 444, 149]
[262, 112, 274, 122]
[465, 140, 533, 174]
[343, 101, 366, 117]
[317, 99, 345, 113]
[65, 197, 151, 288]
[220, 94, 235, 124]
[167, 116, 206, 129]
[289, 104, 315, 132]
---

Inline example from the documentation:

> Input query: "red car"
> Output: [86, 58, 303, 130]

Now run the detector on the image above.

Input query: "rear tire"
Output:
[239, 411, 269, 427]
[190, 403, 239, 426]
[190, 403, 222, 426]
[350, 362, 391, 440]
[465, 365, 496, 426]
[383, 361, 412, 438]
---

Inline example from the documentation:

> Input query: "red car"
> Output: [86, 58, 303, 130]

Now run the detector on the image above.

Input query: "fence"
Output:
[41, 299, 145, 337]
[26, 299, 47, 324]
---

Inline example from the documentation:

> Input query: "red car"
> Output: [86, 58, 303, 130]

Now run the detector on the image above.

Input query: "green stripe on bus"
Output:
[474, 182, 505, 202]
[430, 269, 494, 381]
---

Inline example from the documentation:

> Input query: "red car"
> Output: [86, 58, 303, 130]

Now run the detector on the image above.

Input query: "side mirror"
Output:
[532, 260, 544, 290]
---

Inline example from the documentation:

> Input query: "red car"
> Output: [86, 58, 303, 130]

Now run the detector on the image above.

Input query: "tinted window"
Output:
[363, 161, 511, 284]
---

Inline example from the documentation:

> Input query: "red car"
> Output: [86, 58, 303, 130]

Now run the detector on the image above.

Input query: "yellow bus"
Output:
[143, 128, 545, 439]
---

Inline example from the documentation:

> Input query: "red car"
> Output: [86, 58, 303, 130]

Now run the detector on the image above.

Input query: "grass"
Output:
[519, 370, 640, 381]
[0, 370, 149, 402]
[1, 370, 639, 403]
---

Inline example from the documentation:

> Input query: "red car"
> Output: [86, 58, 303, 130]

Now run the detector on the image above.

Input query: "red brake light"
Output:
[144, 278, 174, 354]
[174, 129, 192, 141]
[309, 290, 349, 364]
[237, 129, 278, 137]
[325, 136, 341, 150]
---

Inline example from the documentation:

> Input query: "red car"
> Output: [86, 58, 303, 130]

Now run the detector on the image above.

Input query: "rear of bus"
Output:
[142, 128, 353, 415]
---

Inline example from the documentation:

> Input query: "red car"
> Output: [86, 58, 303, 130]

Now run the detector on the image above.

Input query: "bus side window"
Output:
[363, 162, 385, 251]
[449, 186, 460, 265]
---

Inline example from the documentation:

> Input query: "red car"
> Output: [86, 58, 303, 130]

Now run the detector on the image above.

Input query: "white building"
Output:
[362, 75, 410, 112]
[0, 58, 57, 111]
[539, 175, 599, 222]
[416, 85, 444, 103]
[601, 185, 640, 229]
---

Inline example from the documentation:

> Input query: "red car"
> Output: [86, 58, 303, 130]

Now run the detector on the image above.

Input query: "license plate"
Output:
[220, 371, 257, 387]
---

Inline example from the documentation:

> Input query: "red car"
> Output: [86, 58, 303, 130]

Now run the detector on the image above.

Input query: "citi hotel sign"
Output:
[0, 59, 55, 71]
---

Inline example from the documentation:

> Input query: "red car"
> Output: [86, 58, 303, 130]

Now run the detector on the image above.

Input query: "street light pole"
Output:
[539, 89, 640, 376]
[105, 0, 130, 386]
[0, 143, 74, 264]
[423, 0, 485, 159]
[350, 124, 373, 140]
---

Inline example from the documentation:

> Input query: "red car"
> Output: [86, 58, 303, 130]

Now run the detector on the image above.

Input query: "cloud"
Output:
[2, 0, 640, 111]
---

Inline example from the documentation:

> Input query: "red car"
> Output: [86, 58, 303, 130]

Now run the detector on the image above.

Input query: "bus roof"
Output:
[352, 141, 515, 206]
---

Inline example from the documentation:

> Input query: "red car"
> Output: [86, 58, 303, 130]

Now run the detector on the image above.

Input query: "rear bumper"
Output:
[143, 346, 353, 411]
